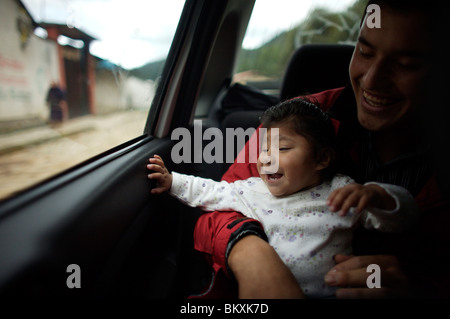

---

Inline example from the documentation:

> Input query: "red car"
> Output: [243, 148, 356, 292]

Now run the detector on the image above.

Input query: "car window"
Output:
[0, 0, 185, 200]
[234, 0, 365, 96]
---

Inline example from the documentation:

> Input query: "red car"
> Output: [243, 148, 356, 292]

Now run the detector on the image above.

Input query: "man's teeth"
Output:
[363, 90, 395, 107]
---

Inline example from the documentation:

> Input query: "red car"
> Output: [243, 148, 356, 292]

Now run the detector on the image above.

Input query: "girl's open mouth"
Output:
[267, 173, 283, 181]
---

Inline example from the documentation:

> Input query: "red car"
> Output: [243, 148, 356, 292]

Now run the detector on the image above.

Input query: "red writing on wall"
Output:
[0, 54, 25, 71]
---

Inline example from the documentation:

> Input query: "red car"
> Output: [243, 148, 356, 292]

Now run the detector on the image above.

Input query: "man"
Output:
[192, 0, 450, 298]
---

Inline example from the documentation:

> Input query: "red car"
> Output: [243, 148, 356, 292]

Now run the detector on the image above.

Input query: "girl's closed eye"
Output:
[279, 144, 293, 151]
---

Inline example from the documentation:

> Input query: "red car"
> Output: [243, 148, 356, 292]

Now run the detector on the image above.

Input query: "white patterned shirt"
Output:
[170, 172, 418, 298]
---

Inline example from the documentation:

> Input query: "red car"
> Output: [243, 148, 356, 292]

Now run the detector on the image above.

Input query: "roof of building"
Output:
[39, 23, 97, 42]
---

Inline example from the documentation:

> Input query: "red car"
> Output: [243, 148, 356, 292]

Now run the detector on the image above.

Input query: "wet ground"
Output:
[0, 110, 148, 200]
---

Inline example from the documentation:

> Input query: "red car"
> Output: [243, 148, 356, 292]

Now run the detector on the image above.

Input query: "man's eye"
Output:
[358, 46, 373, 58]
[279, 147, 291, 151]
[359, 49, 370, 57]
[396, 60, 421, 71]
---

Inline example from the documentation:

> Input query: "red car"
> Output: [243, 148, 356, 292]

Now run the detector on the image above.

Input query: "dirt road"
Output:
[0, 110, 148, 200]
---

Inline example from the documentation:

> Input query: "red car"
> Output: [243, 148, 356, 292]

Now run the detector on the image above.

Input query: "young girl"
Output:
[147, 98, 418, 298]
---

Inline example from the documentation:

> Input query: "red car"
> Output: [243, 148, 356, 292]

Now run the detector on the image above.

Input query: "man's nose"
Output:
[363, 59, 391, 88]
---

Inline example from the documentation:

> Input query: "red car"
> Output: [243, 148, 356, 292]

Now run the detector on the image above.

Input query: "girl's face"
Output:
[257, 127, 327, 197]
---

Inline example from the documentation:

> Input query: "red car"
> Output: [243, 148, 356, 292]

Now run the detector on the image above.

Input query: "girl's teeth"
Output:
[269, 174, 282, 180]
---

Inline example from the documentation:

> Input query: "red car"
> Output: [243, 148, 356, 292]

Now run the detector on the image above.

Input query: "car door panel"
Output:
[0, 123, 227, 298]
[0, 136, 200, 296]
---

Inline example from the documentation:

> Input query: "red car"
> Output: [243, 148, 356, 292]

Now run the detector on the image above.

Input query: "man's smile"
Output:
[361, 89, 402, 113]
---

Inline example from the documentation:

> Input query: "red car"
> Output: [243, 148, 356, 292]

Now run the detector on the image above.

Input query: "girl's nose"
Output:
[259, 151, 271, 165]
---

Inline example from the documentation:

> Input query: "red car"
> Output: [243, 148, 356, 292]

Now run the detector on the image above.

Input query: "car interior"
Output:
[0, 0, 356, 298]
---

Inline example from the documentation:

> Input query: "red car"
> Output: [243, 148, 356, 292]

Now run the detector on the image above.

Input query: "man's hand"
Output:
[324, 254, 411, 298]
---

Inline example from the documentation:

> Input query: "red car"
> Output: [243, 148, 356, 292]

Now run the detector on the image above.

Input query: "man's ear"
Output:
[315, 148, 335, 171]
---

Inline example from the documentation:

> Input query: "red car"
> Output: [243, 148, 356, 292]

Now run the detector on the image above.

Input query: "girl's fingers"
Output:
[327, 189, 338, 206]
[147, 155, 170, 195]
[328, 187, 353, 212]
[150, 187, 165, 195]
[328, 184, 372, 216]
[355, 194, 370, 214]
[149, 154, 162, 161]
[339, 191, 361, 216]
[148, 172, 163, 180]
[147, 164, 166, 174]
[327, 190, 341, 212]
[148, 156, 165, 168]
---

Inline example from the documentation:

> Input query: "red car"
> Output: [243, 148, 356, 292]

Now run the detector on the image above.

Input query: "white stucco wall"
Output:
[122, 76, 155, 110]
[0, 0, 60, 122]
[1, 0, 156, 125]
[95, 67, 155, 114]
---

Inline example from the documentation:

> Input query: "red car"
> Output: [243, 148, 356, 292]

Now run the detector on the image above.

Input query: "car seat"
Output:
[280, 43, 355, 100]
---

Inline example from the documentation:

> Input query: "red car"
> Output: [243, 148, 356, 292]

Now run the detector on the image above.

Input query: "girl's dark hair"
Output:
[260, 97, 337, 180]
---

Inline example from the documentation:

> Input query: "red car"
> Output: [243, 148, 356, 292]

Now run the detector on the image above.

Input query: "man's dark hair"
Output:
[362, 0, 444, 31]
[367, 0, 431, 10]
[260, 98, 337, 180]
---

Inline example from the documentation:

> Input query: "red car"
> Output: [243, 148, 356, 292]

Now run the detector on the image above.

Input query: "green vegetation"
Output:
[130, 0, 367, 81]
[129, 59, 165, 81]
[236, 0, 366, 78]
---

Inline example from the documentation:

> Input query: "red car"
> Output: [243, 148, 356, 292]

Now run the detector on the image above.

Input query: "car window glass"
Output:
[0, 0, 185, 200]
[234, 0, 365, 96]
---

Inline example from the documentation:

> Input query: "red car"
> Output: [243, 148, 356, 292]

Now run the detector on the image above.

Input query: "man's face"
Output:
[349, 6, 432, 133]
